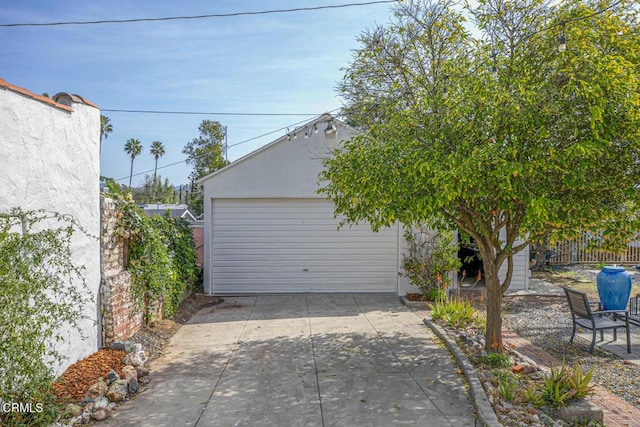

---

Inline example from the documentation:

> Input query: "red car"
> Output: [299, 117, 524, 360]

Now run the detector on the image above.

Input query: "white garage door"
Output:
[210, 198, 399, 293]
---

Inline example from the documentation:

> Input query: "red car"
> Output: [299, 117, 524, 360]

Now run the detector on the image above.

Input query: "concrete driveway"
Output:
[104, 294, 476, 427]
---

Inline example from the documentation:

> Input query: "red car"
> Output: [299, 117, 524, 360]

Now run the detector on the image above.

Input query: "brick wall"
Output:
[101, 197, 143, 346]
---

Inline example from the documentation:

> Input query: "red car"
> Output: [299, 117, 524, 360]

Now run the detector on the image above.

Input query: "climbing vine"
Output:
[0, 209, 91, 427]
[106, 182, 199, 320]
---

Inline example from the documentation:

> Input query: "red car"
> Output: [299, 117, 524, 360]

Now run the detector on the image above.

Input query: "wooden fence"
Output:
[548, 235, 640, 265]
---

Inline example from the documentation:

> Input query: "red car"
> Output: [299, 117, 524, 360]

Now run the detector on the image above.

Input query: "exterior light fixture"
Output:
[304, 126, 309, 139]
[558, 24, 567, 52]
[313, 124, 318, 134]
[324, 120, 338, 138]
[286, 127, 291, 141]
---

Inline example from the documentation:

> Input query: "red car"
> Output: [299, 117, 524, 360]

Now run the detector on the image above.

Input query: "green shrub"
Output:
[429, 297, 485, 329]
[0, 209, 91, 426]
[402, 227, 461, 300]
[523, 385, 545, 407]
[495, 371, 517, 401]
[485, 351, 511, 368]
[539, 361, 595, 408]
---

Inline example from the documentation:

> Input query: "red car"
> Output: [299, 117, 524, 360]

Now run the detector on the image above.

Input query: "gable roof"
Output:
[0, 77, 98, 112]
[197, 113, 353, 185]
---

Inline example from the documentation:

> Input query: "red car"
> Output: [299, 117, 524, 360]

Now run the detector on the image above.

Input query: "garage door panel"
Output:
[211, 199, 398, 293]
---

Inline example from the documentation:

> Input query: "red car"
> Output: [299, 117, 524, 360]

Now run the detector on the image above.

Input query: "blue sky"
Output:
[0, 1, 395, 187]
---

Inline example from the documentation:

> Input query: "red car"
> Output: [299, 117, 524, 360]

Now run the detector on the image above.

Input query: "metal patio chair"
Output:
[564, 287, 631, 354]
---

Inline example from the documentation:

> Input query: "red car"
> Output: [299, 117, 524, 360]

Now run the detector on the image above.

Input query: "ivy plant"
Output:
[106, 182, 199, 320]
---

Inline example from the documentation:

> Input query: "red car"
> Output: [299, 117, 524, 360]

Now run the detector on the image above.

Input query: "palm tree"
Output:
[100, 115, 113, 154]
[150, 141, 165, 203]
[124, 138, 143, 188]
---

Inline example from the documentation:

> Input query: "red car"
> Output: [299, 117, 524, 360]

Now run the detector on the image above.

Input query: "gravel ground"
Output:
[503, 268, 640, 410]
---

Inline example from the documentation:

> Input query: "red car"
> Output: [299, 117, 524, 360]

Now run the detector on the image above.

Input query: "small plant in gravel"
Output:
[540, 361, 595, 408]
[485, 352, 512, 368]
[523, 385, 546, 407]
[431, 299, 601, 425]
[496, 371, 517, 401]
[429, 297, 485, 329]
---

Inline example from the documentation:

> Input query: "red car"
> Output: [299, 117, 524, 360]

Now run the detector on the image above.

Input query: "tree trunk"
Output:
[484, 259, 503, 352]
[129, 159, 134, 188]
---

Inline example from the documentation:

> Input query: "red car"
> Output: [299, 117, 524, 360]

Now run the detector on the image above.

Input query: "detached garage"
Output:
[210, 198, 399, 293]
[199, 114, 529, 295]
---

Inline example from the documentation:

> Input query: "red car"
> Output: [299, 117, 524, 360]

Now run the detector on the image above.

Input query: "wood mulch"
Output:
[52, 348, 126, 403]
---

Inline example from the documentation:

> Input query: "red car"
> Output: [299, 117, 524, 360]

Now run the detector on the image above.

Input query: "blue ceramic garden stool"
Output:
[596, 266, 632, 311]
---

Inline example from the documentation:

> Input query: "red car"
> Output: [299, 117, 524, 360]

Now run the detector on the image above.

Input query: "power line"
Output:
[114, 109, 341, 182]
[102, 109, 326, 116]
[0, 1, 396, 28]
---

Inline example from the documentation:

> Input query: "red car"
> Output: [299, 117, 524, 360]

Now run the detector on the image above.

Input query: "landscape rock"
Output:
[106, 379, 129, 402]
[139, 376, 151, 385]
[109, 341, 129, 352]
[93, 396, 109, 410]
[556, 398, 603, 424]
[135, 366, 150, 378]
[81, 407, 92, 424]
[123, 351, 147, 367]
[122, 365, 138, 381]
[110, 341, 142, 353]
[92, 409, 110, 421]
[64, 403, 82, 417]
[86, 380, 108, 399]
[128, 377, 139, 395]
[106, 369, 120, 385]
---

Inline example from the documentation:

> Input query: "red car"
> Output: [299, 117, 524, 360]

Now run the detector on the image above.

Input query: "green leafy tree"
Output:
[150, 140, 165, 203]
[124, 138, 143, 188]
[100, 115, 113, 154]
[182, 120, 229, 216]
[320, 0, 640, 351]
[133, 174, 177, 204]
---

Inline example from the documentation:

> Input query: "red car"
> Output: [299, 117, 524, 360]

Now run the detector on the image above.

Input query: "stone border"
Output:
[400, 296, 500, 427]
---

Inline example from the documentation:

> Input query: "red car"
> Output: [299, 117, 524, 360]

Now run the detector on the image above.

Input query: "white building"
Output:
[0, 78, 101, 374]
[198, 114, 529, 296]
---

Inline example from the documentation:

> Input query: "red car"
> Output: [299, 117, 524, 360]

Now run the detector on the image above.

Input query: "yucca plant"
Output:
[496, 371, 517, 401]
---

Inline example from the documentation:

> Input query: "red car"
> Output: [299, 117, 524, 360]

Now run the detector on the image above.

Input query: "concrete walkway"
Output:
[104, 294, 476, 427]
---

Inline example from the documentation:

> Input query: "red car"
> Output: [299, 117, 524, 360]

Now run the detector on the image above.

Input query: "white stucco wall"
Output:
[0, 83, 101, 375]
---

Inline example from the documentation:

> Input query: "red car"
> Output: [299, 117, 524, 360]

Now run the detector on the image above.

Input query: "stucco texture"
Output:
[0, 85, 101, 375]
